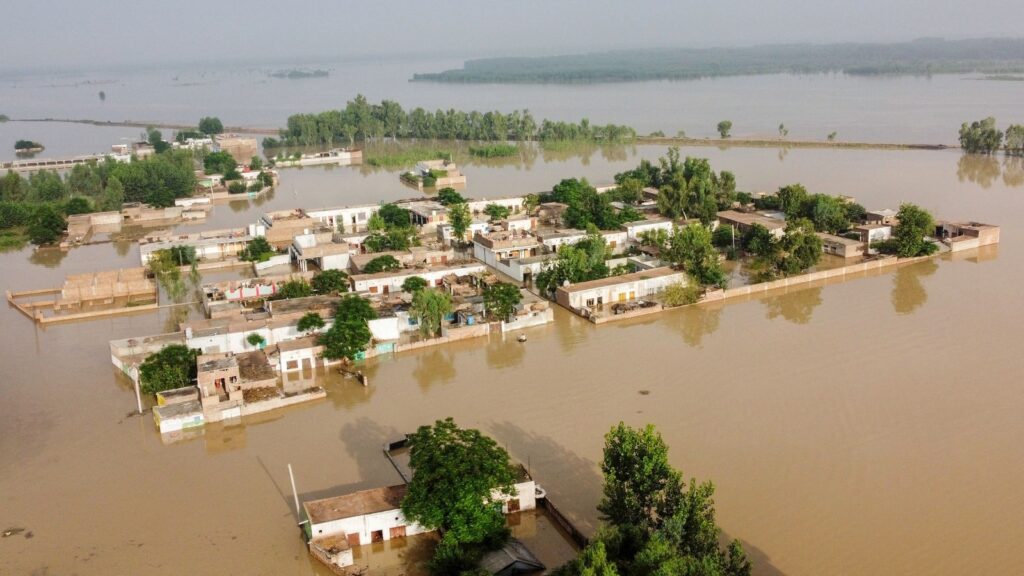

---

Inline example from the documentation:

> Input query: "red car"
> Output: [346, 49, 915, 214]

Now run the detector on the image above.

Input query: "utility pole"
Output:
[288, 463, 301, 520]
[128, 338, 142, 414]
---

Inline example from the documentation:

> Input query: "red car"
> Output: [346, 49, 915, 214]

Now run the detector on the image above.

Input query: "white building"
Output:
[350, 263, 487, 295]
[306, 204, 380, 233]
[622, 217, 674, 241]
[556, 267, 686, 311]
[290, 232, 350, 272]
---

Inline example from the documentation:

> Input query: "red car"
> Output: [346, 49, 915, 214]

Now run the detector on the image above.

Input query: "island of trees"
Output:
[269, 69, 328, 79]
[959, 116, 1024, 155]
[264, 94, 636, 148]
[413, 38, 1024, 83]
[14, 140, 44, 153]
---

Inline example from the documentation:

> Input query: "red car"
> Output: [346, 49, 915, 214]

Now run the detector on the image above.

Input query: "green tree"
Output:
[1004, 124, 1024, 156]
[717, 120, 732, 138]
[198, 116, 224, 135]
[239, 236, 274, 262]
[959, 117, 1003, 154]
[401, 276, 428, 294]
[63, 196, 93, 216]
[559, 540, 620, 576]
[146, 127, 170, 153]
[28, 171, 68, 202]
[661, 282, 702, 307]
[666, 224, 726, 287]
[311, 269, 349, 294]
[319, 319, 372, 361]
[599, 422, 683, 531]
[271, 278, 313, 300]
[411, 288, 453, 337]
[809, 194, 850, 233]
[483, 282, 522, 321]
[377, 203, 411, 228]
[367, 212, 387, 232]
[401, 418, 516, 573]
[2, 171, 26, 201]
[711, 224, 734, 248]
[449, 202, 471, 242]
[246, 333, 266, 348]
[203, 150, 237, 175]
[27, 205, 66, 245]
[297, 312, 325, 334]
[248, 156, 263, 170]
[336, 293, 377, 323]
[436, 187, 466, 205]
[138, 344, 199, 394]
[99, 175, 125, 211]
[363, 255, 401, 274]
[893, 203, 936, 257]
[167, 245, 197, 265]
[483, 203, 512, 221]
[779, 218, 822, 275]
[776, 184, 810, 218]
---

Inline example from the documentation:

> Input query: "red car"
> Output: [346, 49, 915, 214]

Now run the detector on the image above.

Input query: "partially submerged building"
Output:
[716, 210, 786, 238]
[555, 267, 686, 323]
[817, 232, 866, 259]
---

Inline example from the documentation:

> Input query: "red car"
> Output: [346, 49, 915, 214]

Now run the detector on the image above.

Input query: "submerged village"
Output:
[1, 125, 1002, 575]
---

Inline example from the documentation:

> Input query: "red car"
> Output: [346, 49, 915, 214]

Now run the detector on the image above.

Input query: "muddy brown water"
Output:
[1, 143, 1022, 575]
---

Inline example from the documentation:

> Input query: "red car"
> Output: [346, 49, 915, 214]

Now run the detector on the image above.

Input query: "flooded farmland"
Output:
[1, 135, 1023, 575]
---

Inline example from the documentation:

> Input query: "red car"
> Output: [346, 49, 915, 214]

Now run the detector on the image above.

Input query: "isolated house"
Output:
[716, 210, 786, 238]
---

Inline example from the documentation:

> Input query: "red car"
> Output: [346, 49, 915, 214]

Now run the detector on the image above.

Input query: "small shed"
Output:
[480, 539, 545, 576]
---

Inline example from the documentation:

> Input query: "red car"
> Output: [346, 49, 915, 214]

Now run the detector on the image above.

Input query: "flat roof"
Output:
[559, 267, 682, 294]
[853, 223, 891, 230]
[717, 210, 786, 229]
[623, 217, 672, 227]
[304, 484, 407, 525]
[816, 232, 863, 246]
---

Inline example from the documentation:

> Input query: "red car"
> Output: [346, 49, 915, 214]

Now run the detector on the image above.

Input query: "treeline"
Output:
[0, 150, 197, 246]
[413, 38, 1024, 83]
[264, 94, 636, 147]
[959, 116, 1024, 155]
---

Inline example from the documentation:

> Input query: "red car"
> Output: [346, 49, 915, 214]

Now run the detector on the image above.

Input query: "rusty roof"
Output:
[304, 484, 407, 525]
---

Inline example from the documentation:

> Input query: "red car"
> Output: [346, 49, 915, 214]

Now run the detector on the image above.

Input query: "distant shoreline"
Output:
[11, 117, 280, 135]
[9, 118, 957, 152]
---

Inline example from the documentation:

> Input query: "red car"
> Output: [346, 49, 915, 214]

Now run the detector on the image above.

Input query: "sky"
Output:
[2, 0, 1021, 72]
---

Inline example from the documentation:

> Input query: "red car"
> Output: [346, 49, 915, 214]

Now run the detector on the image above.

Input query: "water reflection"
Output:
[891, 260, 938, 315]
[957, 154, 1001, 188]
[1003, 157, 1024, 187]
[28, 246, 68, 268]
[485, 334, 525, 370]
[778, 147, 789, 162]
[763, 286, 824, 325]
[668, 302, 723, 347]
[411, 348, 456, 391]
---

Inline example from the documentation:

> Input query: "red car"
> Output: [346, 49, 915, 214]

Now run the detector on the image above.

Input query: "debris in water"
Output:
[2, 527, 25, 538]
[638, 390, 650, 395]
[24, 531, 33, 539]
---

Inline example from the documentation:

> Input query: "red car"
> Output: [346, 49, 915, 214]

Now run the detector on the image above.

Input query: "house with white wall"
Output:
[555, 267, 686, 312]
[350, 263, 487, 295]
[622, 217, 675, 241]
[306, 204, 380, 233]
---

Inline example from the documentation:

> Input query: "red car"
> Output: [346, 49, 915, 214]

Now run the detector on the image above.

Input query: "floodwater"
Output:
[3, 56, 1024, 147]
[1, 135, 1023, 576]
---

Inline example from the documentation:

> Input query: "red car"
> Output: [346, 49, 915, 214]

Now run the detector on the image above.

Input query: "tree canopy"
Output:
[402, 276, 428, 294]
[401, 418, 516, 573]
[892, 203, 937, 257]
[238, 236, 274, 262]
[27, 205, 66, 245]
[483, 282, 523, 322]
[568, 422, 752, 576]
[436, 187, 466, 206]
[198, 116, 224, 135]
[535, 229, 612, 294]
[362, 255, 401, 274]
[319, 296, 376, 361]
[448, 202, 471, 242]
[311, 269, 349, 294]
[139, 344, 199, 394]
[717, 120, 733, 138]
[269, 94, 634, 147]
[664, 224, 727, 287]
[411, 288, 453, 337]
[959, 117, 1003, 154]
[297, 312, 325, 334]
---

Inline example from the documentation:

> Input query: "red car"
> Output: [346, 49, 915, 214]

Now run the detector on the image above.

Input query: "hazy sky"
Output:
[2, 0, 1021, 71]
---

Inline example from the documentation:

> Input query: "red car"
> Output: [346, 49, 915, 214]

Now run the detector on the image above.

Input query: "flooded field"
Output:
[1, 141, 1022, 575]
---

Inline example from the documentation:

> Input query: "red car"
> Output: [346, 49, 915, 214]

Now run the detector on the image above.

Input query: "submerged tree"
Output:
[411, 288, 453, 337]
[959, 117, 1003, 154]
[401, 418, 516, 574]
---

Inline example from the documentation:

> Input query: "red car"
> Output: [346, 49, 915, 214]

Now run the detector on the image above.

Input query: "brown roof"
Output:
[717, 210, 785, 229]
[304, 484, 408, 525]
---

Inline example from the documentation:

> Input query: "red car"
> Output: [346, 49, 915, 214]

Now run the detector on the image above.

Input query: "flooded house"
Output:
[817, 232, 866, 258]
[555, 267, 686, 323]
